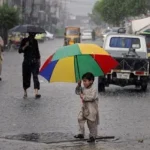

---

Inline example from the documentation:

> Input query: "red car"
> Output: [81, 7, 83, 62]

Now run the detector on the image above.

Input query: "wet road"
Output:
[0, 39, 150, 149]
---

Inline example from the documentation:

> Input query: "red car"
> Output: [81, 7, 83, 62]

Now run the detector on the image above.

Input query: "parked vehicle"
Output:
[130, 17, 150, 74]
[102, 29, 112, 41]
[81, 30, 92, 40]
[45, 31, 54, 40]
[64, 27, 81, 46]
[35, 34, 45, 42]
[139, 31, 150, 57]
[7, 32, 23, 50]
[102, 27, 126, 41]
[98, 34, 149, 92]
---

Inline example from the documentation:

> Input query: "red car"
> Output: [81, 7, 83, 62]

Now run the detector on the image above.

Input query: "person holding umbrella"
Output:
[19, 32, 41, 99]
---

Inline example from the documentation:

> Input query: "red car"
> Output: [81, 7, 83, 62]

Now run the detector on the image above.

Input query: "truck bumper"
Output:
[99, 74, 149, 87]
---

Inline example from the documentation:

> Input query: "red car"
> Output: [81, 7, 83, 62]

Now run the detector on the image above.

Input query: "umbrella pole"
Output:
[75, 56, 83, 101]
[75, 55, 80, 81]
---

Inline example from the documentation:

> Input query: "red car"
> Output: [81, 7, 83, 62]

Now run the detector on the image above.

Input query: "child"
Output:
[74, 72, 99, 143]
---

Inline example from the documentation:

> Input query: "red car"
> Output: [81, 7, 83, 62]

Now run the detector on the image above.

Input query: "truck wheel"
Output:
[141, 83, 148, 91]
[98, 82, 105, 92]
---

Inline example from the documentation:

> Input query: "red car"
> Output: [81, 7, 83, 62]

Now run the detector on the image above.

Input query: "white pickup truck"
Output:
[98, 34, 149, 92]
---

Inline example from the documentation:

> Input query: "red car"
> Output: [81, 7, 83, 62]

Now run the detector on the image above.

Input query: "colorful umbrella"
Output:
[40, 44, 118, 83]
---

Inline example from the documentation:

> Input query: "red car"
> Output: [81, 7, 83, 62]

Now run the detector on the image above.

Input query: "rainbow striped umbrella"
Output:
[40, 44, 118, 83]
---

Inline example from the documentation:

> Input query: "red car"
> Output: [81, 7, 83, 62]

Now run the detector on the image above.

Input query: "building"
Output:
[0, 0, 4, 6]
[66, 15, 90, 28]
[5, 0, 46, 25]
[7, 0, 21, 6]
[3, 0, 62, 31]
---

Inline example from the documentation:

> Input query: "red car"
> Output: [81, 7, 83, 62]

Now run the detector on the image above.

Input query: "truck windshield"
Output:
[110, 37, 140, 48]
[66, 29, 79, 35]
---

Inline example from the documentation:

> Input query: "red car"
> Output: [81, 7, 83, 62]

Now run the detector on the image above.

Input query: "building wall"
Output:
[0, 0, 4, 6]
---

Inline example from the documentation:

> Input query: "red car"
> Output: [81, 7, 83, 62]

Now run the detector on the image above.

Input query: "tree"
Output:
[94, 0, 126, 26]
[89, 10, 102, 25]
[125, 0, 148, 17]
[0, 4, 20, 44]
[93, 0, 149, 26]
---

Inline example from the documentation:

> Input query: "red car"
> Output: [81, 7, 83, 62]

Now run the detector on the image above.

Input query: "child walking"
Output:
[74, 72, 99, 143]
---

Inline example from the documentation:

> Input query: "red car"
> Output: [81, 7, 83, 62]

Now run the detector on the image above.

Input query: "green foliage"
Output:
[125, 0, 148, 16]
[0, 3, 20, 30]
[93, 0, 149, 26]
[89, 11, 102, 25]
[89, 1, 103, 25]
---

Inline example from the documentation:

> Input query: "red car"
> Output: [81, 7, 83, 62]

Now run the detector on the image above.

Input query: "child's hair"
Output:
[82, 72, 94, 81]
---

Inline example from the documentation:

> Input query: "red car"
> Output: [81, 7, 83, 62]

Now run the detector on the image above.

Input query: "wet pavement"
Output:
[0, 39, 150, 149]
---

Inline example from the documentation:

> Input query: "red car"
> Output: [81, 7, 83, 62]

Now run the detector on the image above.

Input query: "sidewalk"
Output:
[0, 138, 150, 150]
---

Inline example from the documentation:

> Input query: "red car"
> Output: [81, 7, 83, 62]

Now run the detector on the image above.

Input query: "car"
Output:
[35, 34, 45, 42]
[98, 34, 149, 92]
[45, 31, 54, 40]
[81, 30, 92, 40]
[102, 27, 126, 41]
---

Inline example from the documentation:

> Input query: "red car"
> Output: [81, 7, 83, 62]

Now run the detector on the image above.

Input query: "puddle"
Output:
[3, 132, 74, 143]
[2, 132, 116, 144]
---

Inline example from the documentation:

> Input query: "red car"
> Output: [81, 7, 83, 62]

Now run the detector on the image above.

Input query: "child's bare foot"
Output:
[74, 134, 84, 139]
[87, 137, 95, 143]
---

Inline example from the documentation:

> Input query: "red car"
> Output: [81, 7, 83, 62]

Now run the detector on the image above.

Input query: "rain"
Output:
[0, 0, 150, 149]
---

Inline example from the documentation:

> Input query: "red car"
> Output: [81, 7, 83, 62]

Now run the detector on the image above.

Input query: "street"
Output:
[0, 39, 150, 150]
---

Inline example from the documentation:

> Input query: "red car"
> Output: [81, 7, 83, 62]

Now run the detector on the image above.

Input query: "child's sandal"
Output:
[87, 137, 95, 143]
[74, 134, 84, 139]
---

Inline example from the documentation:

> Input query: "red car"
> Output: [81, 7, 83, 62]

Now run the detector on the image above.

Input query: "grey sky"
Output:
[67, 0, 97, 16]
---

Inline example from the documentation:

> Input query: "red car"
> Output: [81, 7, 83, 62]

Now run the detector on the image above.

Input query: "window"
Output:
[66, 30, 79, 35]
[110, 37, 140, 48]
[145, 36, 150, 53]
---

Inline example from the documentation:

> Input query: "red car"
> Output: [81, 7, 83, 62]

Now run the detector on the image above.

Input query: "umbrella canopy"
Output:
[9, 24, 45, 33]
[40, 44, 118, 83]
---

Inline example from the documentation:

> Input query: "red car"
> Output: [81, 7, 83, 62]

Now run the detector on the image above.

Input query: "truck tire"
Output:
[98, 77, 105, 92]
[98, 83, 105, 92]
[141, 83, 148, 91]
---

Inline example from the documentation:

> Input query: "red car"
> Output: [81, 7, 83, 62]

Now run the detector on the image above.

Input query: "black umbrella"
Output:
[9, 24, 45, 33]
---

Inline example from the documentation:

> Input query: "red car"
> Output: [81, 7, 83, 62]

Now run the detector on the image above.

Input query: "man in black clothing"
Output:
[92, 30, 96, 41]
[19, 33, 41, 99]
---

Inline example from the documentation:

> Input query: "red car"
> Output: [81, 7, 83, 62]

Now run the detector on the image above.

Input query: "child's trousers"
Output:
[78, 112, 98, 138]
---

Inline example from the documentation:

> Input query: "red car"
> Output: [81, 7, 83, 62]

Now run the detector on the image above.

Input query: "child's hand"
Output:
[80, 94, 84, 100]
[80, 94, 84, 103]
[78, 80, 82, 86]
